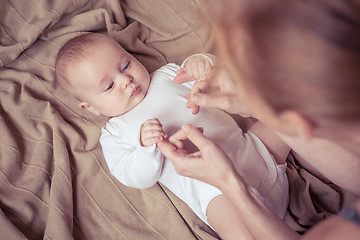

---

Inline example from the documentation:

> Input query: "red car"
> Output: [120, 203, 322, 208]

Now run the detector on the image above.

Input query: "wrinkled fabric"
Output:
[0, 0, 355, 239]
[0, 0, 218, 239]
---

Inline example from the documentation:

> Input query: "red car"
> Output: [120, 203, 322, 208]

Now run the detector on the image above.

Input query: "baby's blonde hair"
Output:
[55, 33, 110, 97]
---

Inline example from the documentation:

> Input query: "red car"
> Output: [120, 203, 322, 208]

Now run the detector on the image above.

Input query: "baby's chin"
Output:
[109, 101, 143, 117]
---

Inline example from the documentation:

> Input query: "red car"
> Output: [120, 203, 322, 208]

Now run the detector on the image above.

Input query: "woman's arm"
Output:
[157, 123, 300, 240]
[158, 123, 360, 240]
[303, 200, 360, 240]
[277, 133, 360, 196]
[179, 78, 360, 196]
[222, 168, 301, 240]
[249, 120, 290, 165]
[225, 171, 360, 240]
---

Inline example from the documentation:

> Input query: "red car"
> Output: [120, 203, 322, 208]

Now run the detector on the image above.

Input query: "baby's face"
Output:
[67, 37, 150, 117]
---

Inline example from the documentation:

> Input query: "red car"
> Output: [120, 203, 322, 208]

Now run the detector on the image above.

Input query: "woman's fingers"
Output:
[168, 124, 204, 149]
[158, 123, 236, 188]
[191, 91, 245, 115]
[168, 128, 186, 149]
[187, 81, 208, 114]
[180, 124, 210, 150]
[157, 139, 187, 162]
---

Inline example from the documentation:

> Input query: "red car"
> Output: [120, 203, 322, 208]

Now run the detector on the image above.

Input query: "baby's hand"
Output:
[178, 55, 212, 82]
[140, 118, 167, 147]
[175, 55, 213, 115]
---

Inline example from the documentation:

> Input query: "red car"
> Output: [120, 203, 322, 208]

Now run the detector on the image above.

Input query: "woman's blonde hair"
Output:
[215, 0, 360, 122]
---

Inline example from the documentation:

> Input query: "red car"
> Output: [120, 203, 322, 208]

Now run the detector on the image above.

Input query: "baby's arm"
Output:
[100, 125, 165, 189]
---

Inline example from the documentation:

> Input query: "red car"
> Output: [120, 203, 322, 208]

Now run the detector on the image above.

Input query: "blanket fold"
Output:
[0, 0, 218, 239]
[0, 0, 355, 239]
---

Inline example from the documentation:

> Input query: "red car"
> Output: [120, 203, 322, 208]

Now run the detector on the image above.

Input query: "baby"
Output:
[55, 33, 289, 239]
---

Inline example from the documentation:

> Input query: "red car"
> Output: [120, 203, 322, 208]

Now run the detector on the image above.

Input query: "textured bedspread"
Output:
[0, 0, 356, 239]
[0, 0, 218, 239]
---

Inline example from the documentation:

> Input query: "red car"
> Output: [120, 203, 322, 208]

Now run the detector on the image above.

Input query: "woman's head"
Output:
[215, 0, 360, 127]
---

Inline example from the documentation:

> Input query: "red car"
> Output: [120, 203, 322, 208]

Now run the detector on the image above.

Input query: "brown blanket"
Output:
[0, 0, 356, 239]
[0, 0, 218, 239]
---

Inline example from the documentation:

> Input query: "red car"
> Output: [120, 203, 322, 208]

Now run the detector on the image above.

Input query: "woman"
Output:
[158, 0, 360, 239]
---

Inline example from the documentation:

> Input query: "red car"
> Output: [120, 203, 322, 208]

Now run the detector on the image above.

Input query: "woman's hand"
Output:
[158, 123, 302, 240]
[176, 68, 253, 117]
[174, 70, 206, 114]
[157, 123, 241, 190]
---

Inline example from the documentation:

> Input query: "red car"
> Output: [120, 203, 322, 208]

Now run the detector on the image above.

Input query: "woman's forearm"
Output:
[220, 171, 301, 240]
[277, 133, 360, 196]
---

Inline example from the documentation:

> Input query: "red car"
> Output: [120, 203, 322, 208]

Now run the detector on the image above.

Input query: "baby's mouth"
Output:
[131, 86, 141, 97]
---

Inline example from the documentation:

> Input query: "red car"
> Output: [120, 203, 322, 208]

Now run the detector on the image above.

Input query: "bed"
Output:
[0, 0, 355, 239]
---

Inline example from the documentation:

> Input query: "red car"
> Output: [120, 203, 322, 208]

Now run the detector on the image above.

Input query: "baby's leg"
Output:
[207, 194, 255, 240]
[249, 121, 290, 165]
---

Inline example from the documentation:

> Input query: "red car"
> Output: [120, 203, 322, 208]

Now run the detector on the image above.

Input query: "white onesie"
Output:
[100, 59, 289, 226]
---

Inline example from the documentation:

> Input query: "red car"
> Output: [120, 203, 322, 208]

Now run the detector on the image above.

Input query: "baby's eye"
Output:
[121, 62, 130, 72]
[106, 82, 114, 91]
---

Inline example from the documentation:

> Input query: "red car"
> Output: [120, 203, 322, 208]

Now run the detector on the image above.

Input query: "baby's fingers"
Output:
[143, 129, 167, 138]
[193, 60, 204, 80]
[141, 128, 167, 146]
[194, 58, 212, 81]
[141, 118, 167, 146]
[142, 118, 163, 130]
[174, 69, 191, 84]
[199, 60, 212, 81]
[142, 135, 165, 147]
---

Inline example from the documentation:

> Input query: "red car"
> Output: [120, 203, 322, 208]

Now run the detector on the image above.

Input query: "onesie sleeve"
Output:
[100, 128, 164, 189]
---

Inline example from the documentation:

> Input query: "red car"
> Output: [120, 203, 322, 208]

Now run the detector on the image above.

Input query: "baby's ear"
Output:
[79, 102, 100, 115]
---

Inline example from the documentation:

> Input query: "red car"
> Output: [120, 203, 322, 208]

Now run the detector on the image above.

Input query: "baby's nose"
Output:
[120, 75, 133, 88]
